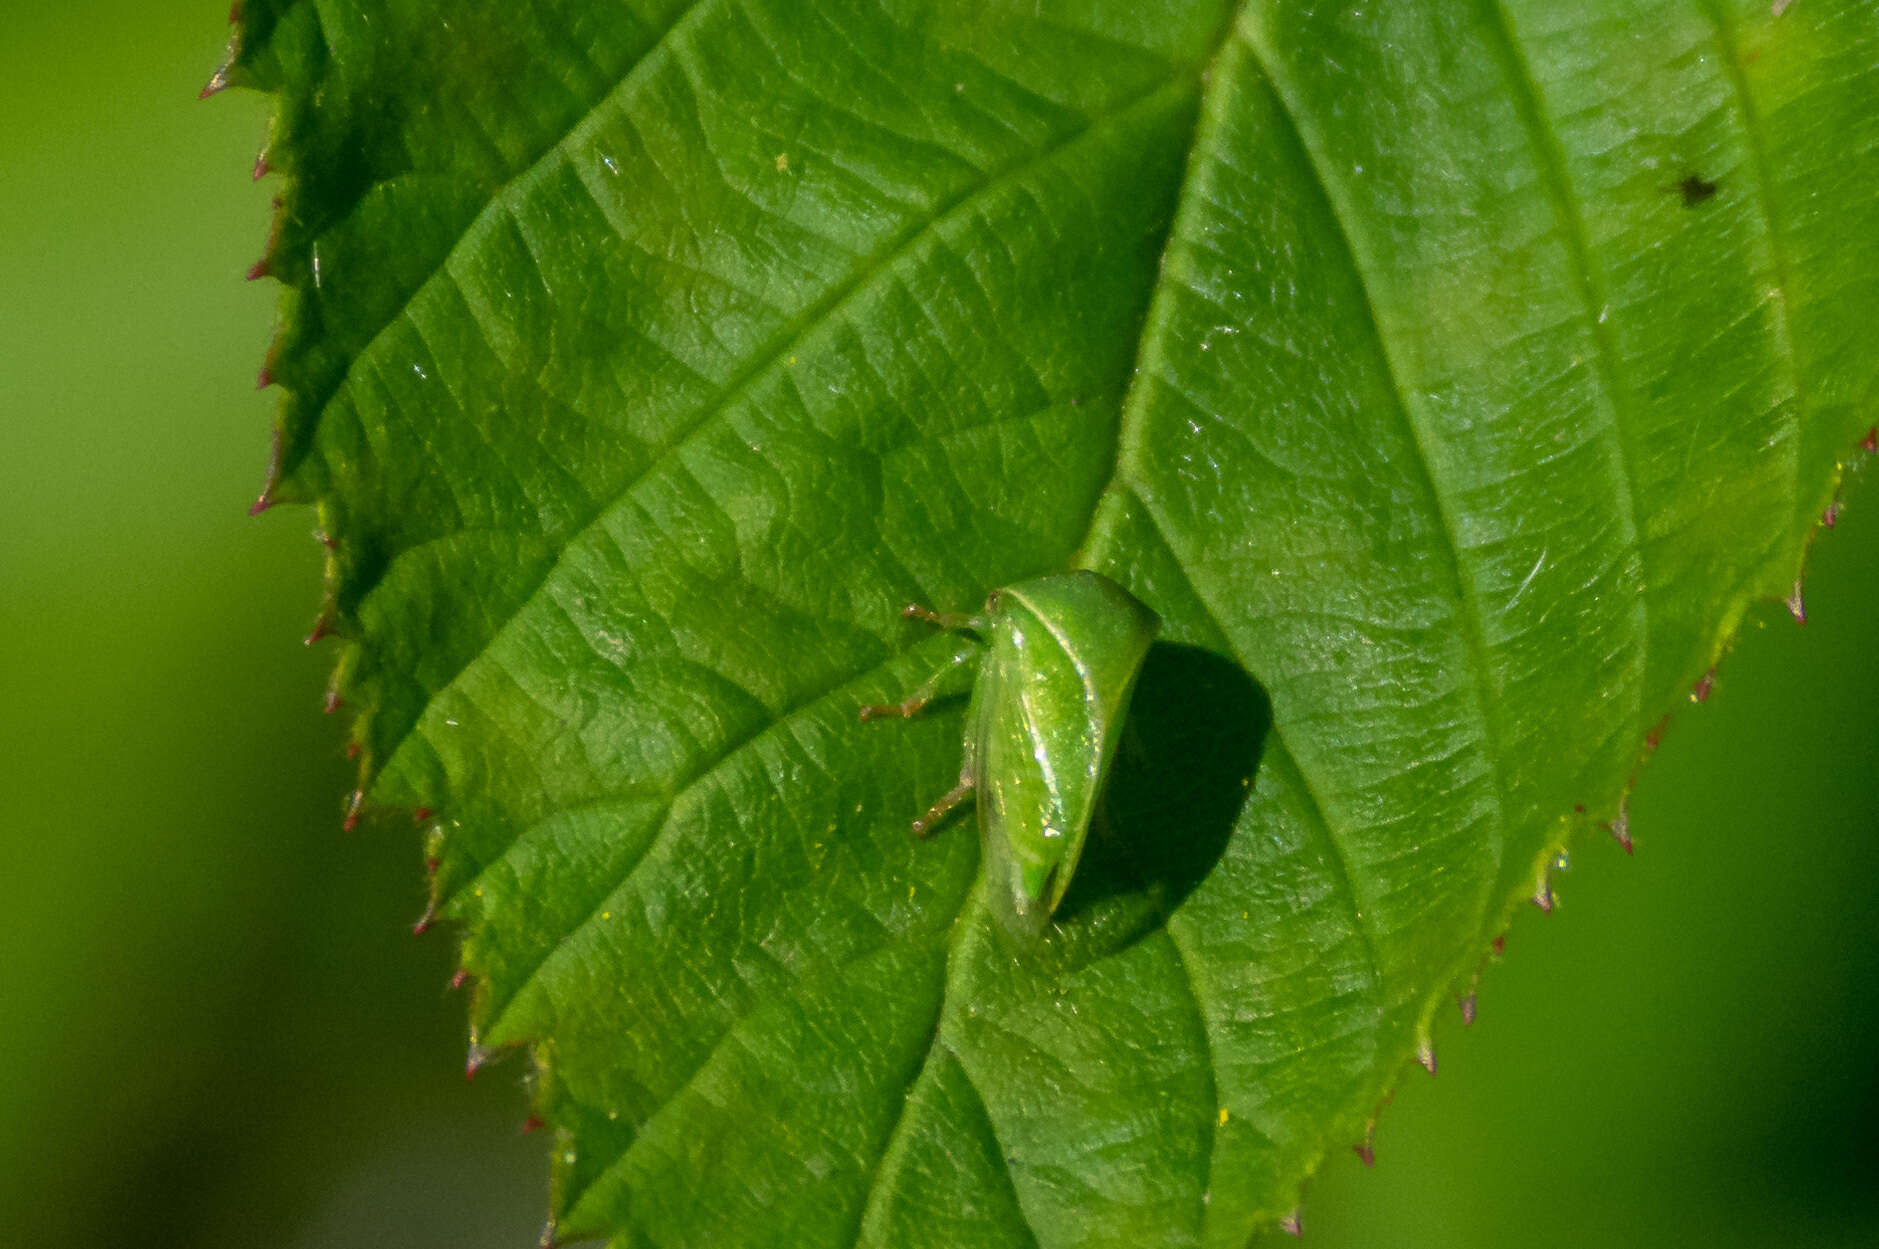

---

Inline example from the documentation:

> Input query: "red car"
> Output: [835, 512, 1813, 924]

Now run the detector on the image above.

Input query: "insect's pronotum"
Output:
[861, 570, 1158, 941]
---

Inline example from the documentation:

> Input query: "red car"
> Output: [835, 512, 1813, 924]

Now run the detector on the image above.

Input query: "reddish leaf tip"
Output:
[252, 151, 270, 181]
[197, 70, 230, 100]
[1459, 993, 1478, 1026]
[1693, 669, 1716, 703]
[1491, 933, 1507, 956]
[521, 1115, 546, 1135]
[1281, 1211, 1303, 1238]
[255, 365, 274, 390]
[1785, 581, 1807, 625]
[344, 741, 361, 760]
[246, 492, 273, 517]
[244, 257, 270, 282]
[449, 968, 469, 991]
[304, 618, 332, 647]
[414, 806, 434, 824]
[1823, 502, 1841, 529]
[322, 689, 343, 715]
[1862, 426, 1877, 454]
[1416, 1042, 1437, 1076]
[341, 790, 363, 831]
[1353, 1143, 1375, 1168]
[1532, 886, 1554, 913]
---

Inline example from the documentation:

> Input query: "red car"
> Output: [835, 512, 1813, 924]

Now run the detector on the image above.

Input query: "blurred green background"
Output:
[0, 4, 1872, 1246]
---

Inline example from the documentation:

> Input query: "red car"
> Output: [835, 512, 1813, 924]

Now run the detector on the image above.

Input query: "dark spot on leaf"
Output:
[1677, 173, 1719, 207]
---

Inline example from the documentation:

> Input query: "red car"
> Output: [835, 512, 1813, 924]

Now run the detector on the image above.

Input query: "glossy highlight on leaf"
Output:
[228, 0, 1879, 1245]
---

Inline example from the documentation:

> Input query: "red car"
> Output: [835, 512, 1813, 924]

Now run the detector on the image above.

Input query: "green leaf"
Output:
[225, 1, 1878, 1244]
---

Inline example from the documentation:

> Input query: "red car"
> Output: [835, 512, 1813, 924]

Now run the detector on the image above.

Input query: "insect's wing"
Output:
[975, 572, 1158, 941]
[972, 611, 1079, 941]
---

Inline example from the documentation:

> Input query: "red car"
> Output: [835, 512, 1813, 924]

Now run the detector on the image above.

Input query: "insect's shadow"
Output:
[1048, 641, 1271, 957]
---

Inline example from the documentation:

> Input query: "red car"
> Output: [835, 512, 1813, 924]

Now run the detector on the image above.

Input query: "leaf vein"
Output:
[1697, 0, 1806, 527]
[286, 0, 714, 476]
[1229, 25, 1516, 934]
[370, 75, 1199, 781]
[1161, 924, 1220, 1246]
[1122, 492, 1389, 1010]
[1478, 0, 1649, 742]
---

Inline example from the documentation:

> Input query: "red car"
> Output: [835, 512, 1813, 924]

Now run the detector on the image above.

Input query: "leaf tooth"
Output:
[1644, 714, 1671, 753]
[251, 150, 270, 182]
[1785, 579, 1807, 625]
[1459, 993, 1478, 1027]
[1693, 669, 1717, 703]
[1280, 1210, 1304, 1238]
[246, 423, 281, 516]
[1416, 1039, 1437, 1076]
[247, 432, 277, 512]
[340, 788, 364, 832]
[1532, 847, 1570, 912]
[449, 968, 469, 992]
[1606, 799, 1634, 856]
[465, 1043, 499, 1082]
[1862, 426, 1877, 454]
[521, 1115, 546, 1135]
[1353, 1117, 1378, 1168]
[197, 67, 231, 101]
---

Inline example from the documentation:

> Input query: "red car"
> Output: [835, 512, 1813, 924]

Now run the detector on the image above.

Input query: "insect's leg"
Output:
[910, 778, 974, 839]
[858, 640, 979, 721]
[899, 602, 988, 632]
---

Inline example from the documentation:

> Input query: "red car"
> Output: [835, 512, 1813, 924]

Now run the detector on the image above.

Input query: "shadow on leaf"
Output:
[1046, 641, 1271, 964]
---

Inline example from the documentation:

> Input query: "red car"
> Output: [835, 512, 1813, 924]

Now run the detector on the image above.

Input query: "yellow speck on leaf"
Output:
[1218, 1107, 1230, 1126]
[775, 152, 789, 172]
